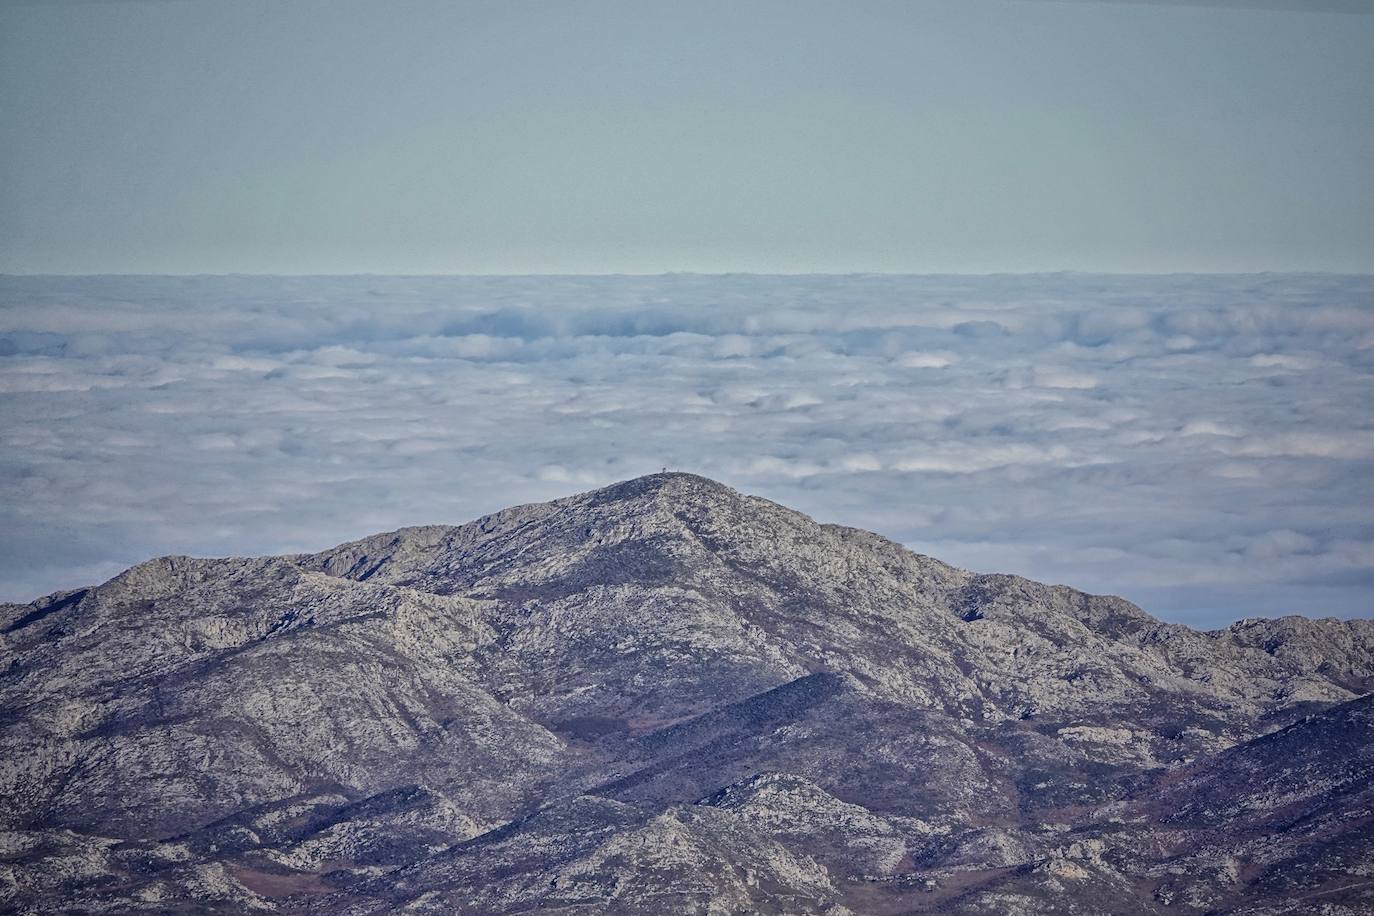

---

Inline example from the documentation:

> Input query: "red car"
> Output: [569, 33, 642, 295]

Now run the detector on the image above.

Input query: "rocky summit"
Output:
[2, 473, 1372, 915]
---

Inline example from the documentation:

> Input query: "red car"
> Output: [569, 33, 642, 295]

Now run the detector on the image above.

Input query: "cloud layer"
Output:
[2, 273, 1371, 627]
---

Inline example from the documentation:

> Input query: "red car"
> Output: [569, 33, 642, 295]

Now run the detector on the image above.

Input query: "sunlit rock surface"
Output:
[2, 473, 1371, 913]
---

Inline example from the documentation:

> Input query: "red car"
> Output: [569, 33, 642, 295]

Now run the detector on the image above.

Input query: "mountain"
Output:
[2, 472, 1371, 914]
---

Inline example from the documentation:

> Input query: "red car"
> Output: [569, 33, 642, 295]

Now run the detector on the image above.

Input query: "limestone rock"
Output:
[2, 473, 1371, 913]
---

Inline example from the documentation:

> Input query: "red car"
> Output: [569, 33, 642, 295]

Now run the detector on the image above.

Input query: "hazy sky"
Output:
[2, 0, 1372, 274]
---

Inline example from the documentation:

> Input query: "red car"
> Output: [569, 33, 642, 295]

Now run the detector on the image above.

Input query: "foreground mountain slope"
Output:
[2, 473, 1371, 914]
[307, 474, 1369, 731]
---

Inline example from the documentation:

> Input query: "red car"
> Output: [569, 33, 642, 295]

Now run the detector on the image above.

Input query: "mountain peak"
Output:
[6, 477, 1374, 913]
[577, 470, 739, 509]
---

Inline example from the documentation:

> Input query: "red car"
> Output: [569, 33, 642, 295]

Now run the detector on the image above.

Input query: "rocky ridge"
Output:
[1, 473, 1371, 913]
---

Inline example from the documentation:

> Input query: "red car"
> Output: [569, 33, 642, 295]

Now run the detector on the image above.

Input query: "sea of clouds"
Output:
[2, 273, 1371, 627]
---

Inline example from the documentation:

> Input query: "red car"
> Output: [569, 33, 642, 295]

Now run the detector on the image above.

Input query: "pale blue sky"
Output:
[2, 0, 1372, 274]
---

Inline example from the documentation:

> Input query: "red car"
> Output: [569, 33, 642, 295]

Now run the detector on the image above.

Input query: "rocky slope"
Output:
[1, 473, 1371, 914]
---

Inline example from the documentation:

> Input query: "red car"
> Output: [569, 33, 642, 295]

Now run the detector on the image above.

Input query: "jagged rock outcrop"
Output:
[1, 473, 1370, 913]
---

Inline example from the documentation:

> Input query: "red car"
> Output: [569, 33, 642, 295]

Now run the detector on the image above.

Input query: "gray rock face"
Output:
[2, 472, 1371, 914]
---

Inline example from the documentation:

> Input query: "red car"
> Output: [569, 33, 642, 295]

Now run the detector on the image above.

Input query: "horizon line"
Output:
[5, 269, 1374, 280]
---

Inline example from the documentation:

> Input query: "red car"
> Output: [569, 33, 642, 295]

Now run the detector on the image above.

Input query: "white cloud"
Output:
[835, 453, 883, 473]
[211, 355, 282, 373]
[1216, 432, 1374, 460]
[780, 392, 823, 410]
[712, 335, 754, 359]
[891, 443, 1074, 474]
[1, 273, 1370, 627]
[1233, 529, 1318, 561]
[1032, 367, 1099, 390]
[1180, 420, 1243, 438]
[1248, 353, 1317, 371]
[728, 456, 826, 479]
[896, 351, 958, 369]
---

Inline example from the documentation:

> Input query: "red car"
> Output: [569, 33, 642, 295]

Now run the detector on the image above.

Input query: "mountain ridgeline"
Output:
[2, 473, 1371, 914]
